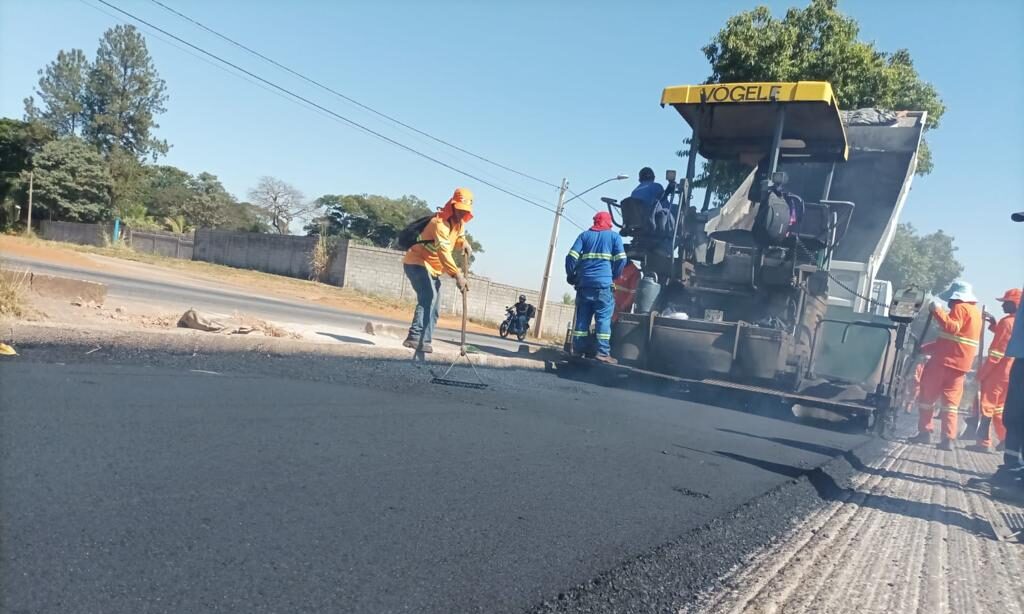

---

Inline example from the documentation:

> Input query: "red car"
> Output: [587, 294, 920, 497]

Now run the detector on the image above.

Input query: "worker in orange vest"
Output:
[612, 261, 641, 322]
[910, 280, 983, 450]
[967, 288, 1021, 452]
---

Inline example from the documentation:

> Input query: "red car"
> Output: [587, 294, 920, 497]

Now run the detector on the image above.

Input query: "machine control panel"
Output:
[889, 287, 926, 323]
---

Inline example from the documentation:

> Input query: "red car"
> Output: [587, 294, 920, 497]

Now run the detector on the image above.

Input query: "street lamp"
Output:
[534, 174, 629, 339]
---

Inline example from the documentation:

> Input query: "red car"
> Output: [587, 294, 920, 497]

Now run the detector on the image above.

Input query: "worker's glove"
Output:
[983, 311, 997, 326]
[455, 273, 469, 293]
[928, 296, 945, 311]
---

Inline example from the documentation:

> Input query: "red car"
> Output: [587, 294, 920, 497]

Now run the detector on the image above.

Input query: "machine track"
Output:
[683, 441, 1024, 614]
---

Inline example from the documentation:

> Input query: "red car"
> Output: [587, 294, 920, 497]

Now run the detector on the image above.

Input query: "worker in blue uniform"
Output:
[565, 211, 627, 363]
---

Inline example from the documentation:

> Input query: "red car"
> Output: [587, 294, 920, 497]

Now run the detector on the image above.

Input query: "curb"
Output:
[1, 269, 107, 304]
[4, 321, 551, 371]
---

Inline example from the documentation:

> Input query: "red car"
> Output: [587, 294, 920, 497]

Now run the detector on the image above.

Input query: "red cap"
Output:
[997, 288, 1022, 306]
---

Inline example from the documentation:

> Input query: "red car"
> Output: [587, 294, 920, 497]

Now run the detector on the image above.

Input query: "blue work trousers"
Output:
[573, 286, 614, 356]
[404, 264, 441, 343]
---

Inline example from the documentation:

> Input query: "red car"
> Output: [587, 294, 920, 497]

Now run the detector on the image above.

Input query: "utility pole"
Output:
[534, 178, 569, 339]
[25, 170, 33, 236]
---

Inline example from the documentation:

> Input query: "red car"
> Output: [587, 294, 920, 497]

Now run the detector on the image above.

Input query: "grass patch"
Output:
[0, 267, 28, 318]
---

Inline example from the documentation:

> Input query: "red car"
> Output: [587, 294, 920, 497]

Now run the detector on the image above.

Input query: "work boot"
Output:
[594, 354, 618, 365]
[420, 342, 433, 354]
[402, 336, 420, 350]
[908, 432, 932, 445]
[990, 482, 1024, 506]
[937, 438, 955, 452]
[965, 443, 994, 454]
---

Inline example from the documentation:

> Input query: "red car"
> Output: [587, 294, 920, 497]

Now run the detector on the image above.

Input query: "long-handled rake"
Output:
[431, 255, 488, 389]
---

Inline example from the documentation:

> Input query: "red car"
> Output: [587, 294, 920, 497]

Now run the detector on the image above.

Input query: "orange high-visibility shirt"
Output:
[979, 314, 1016, 385]
[612, 262, 641, 321]
[402, 214, 466, 278]
[929, 301, 983, 373]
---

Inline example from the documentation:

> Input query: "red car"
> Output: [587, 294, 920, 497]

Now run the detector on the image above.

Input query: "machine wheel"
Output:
[516, 331, 527, 342]
[499, 321, 510, 338]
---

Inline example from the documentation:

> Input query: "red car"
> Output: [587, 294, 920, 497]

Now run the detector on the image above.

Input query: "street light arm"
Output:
[563, 175, 629, 205]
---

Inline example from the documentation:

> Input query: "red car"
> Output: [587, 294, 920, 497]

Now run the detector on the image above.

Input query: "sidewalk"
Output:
[684, 440, 1023, 614]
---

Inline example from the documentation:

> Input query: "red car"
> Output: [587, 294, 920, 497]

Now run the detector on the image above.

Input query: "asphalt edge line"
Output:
[528, 433, 897, 614]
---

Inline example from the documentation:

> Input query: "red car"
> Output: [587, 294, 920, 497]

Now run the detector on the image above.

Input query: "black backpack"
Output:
[396, 214, 434, 251]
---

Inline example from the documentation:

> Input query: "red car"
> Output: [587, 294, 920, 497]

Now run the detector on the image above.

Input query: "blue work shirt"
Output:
[631, 180, 666, 207]
[565, 229, 627, 289]
[1006, 293, 1024, 358]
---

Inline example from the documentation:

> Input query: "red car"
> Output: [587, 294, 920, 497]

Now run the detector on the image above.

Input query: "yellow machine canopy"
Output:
[661, 81, 848, 163]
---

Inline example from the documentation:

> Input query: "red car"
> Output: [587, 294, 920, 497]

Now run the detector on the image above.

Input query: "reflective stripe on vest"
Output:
[568, 250, 581, 259]
[938, 332, 979, 347]
[579, 252, 613, 261]
[990, 349, 1005, 359]
[612, 284, 636, 294]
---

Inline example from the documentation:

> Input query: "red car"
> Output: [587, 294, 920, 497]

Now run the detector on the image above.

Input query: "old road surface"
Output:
[1, 254, 533, 355]
[3, 339, 1003, 614]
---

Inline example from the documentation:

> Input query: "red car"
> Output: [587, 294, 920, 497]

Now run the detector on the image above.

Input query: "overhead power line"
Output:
[146, 0, 561, 191]
[88, 0, 582, 228]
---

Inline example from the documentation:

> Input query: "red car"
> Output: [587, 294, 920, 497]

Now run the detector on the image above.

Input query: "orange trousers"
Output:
[977, 377, 1009, 447]
[917, 361, 967, 441]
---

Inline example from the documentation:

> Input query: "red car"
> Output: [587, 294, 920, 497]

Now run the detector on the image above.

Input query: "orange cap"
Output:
[997, 288, 1022, 306]
[443, 187, 474, 222]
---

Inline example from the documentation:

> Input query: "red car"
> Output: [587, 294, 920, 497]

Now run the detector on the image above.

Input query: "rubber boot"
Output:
[908, 432, 932, 445]
[937, 438, 955, 452]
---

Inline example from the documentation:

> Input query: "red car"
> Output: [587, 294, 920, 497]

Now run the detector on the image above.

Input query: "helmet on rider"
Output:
[518, 294, 527, 303]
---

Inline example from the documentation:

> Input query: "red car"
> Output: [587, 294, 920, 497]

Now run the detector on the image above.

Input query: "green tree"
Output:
[0, 119, 53, 224]
[877, 223, 962, 294]
[562, 293, 574, 305]
[28, 137, 113, 222]
[453, 232, 484, 270]
[84, 25, 168, 160]
[308, 194, 432, 247]
[23, 49, 91, 138]
[143, 164, 194, 218]
[180, 172, 236, 228]
[695, 0, 945, 203]
[220, 201, 273, 233]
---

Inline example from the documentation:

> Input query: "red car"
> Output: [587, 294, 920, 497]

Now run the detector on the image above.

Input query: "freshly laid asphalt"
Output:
[0, 346, 871, 613]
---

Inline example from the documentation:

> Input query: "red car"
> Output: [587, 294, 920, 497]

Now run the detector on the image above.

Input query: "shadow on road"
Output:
[551, 361, 823, 430]
[316, 332, 375, 346]
[715, 450, 993, 540]
[437, 338, 548, 361]
[717, 428, 975, 492]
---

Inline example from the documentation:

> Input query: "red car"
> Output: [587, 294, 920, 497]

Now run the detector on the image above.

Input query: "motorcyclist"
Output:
[511, 295, 536, 334]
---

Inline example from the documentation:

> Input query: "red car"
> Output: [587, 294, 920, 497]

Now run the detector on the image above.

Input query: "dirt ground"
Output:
[0, 234, 504, 337]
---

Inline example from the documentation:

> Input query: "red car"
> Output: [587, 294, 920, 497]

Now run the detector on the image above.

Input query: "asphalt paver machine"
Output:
[596, 81, 928, 432]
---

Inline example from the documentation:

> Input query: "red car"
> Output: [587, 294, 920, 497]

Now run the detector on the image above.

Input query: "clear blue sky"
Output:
[2, 0, 1022, 306]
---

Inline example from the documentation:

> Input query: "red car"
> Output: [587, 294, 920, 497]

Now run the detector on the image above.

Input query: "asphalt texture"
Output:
[1, 255, 532, 355]
[1, 344, 873, 613]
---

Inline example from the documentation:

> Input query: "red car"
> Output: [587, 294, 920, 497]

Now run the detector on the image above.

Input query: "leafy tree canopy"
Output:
[307, 193, 484, 265]
[877, 223, 963, 294]
[29, 137, 113, 223]
[695, 0, 945, 203]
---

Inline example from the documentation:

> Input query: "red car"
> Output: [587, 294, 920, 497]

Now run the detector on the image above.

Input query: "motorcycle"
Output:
[499, 306, 530, 341]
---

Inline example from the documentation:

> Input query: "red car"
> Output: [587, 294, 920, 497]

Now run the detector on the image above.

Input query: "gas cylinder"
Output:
[635, 273, 661, 314]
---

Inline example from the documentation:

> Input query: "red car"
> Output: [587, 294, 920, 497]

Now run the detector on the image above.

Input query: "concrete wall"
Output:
[335, 238, 576, 337]
[131, 230, 194, 260]
[193, 229, 317, 279]
[37, 222, 577, 337]
[40, 220, 112, 246]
